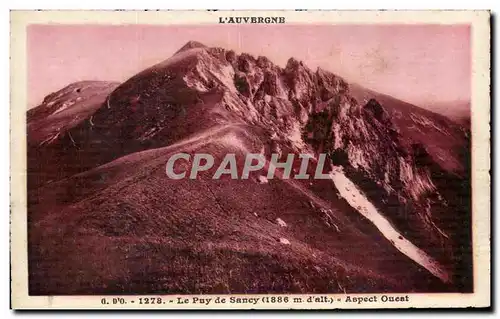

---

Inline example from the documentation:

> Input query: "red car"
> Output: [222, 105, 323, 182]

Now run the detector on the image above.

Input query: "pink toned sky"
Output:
[27, 24, 470, 108]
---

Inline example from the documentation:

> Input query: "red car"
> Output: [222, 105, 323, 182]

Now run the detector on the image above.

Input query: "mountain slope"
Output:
[28, 124, 446, 294]
[27, 81, 120, 189]
[27, 41, 471, 294]
[349, 83, 470, 175]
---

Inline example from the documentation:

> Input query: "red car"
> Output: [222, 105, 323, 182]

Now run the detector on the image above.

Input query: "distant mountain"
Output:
[27, 41, 471, 295]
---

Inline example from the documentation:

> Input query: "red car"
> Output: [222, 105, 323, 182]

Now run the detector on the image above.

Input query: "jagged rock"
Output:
[234, 72, 251, 97]
[237, 53, 255, 73]
[363, 98, 390, 123]
[308, 201, 315, 209]
[256, 56, 271, 68]
[330, 149, 349, 167]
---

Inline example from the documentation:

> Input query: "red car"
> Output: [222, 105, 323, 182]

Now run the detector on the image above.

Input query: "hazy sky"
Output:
[28, 24, 470, 108]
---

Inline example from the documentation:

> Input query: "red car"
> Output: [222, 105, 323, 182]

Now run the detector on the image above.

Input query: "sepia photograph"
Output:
[10, 10, 490, 309]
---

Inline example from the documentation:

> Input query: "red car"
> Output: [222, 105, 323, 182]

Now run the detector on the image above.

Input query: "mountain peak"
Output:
[175, 40, 208, 54]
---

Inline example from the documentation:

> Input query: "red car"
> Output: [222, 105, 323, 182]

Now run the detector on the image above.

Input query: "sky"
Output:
[27, 24, 471, 109]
